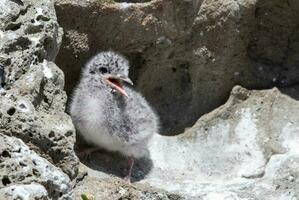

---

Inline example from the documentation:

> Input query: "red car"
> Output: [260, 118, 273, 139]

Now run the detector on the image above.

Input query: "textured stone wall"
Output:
[0, 0, 78, 199]
[1, 0, 299, 199]
[55, 0, 299, 135]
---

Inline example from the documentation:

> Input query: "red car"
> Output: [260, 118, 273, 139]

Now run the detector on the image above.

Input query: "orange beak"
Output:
[105, 74, 133, 97]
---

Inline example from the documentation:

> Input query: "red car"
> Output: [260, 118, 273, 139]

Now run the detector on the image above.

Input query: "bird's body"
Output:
[70, 51, 158, 179]
[71, 84, 157, 158]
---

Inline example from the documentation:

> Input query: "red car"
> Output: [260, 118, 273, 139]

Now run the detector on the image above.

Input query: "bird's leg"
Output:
[77, 147, 99, 160]
[124, 156, 134, 182]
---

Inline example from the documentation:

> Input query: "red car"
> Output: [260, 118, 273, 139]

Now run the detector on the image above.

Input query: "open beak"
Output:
[104, 74, 133, 97]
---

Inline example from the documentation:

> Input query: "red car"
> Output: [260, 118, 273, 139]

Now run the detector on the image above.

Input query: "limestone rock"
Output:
[74, 174, 183, 200]
[144, 86, 299, 199]
[0, 0, 78, 179]
[0, 134, 73, 199]
[0, 183, 48, 200]
[54, 0, 299, 135]
[3, 0, 299, 199]
[79, 86, 299, 199]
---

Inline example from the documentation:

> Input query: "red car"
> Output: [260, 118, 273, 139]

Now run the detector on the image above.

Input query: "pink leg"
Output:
[124, 156, 134, 182]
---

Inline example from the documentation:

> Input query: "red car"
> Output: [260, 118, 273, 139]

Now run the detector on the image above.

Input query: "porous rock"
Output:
[143, 86, 299, 199]
[55, 0, 299, 135]
[74, 173, 183, 200]
[80, 86, 299, 199]
[0, 183, 48, 200]
[0, 133, 73, 199]
[0, 0, 78, 179]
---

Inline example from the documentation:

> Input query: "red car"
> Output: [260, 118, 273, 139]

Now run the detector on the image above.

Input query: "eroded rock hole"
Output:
[34, 50, 45, 63]
[7, 107, 16, 116]
[32, 159, 37, 166]
[10, 0, 24, 6]
[36, 15, 50, 22]
[5, 37, 31, 53]
[19, 161, 27, 167]
[1, 150, 11, 158]
[2, 176, 11, 186]
[25, 24, 44, 34]
[49, 131, 55, 138]
[0, 65, 5, 88]
[5, 22, 21, 31]
[18, 103, 27, 109]
[32, 168, 40, 176]
[65, 131, 73, 137]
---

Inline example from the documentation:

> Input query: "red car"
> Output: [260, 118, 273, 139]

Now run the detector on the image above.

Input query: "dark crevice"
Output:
[49, 131, 55, 138]
[5, 37, 31, 53]
[9, 0, 24, 6]
[73, 171, 88, 189]
[126, 52, 144, 84]
[2, 176, 11, 186]
[25, 24, 44, 34]
[7, 107, 16, 116]
[1, 150, 11, 158]
[5, 22, 22, 31]
[36, 15, 50, 22]
[0, 65, 5, 88]
[32, 78, 46, 108]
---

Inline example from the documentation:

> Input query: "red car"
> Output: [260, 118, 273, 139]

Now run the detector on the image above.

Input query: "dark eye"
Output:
[99, 67, 108, 74]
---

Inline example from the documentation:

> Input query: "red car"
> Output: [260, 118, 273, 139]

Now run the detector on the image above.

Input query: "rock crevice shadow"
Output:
[76, 147, 153, 182]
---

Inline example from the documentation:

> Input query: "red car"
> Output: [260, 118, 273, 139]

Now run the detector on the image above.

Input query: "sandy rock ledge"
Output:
[81, 86, 299, 199]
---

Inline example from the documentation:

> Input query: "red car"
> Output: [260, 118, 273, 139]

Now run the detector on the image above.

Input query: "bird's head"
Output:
[83, 51, 133, 97]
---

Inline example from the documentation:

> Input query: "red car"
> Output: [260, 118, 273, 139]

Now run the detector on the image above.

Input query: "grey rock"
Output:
[55, 0, 299, 135]
[143, 86, 299, 199]
[2, 0, 299, 199]
[0, 134, 73, 199]
[78, 86, 299, 199]
[74, 166, 184, 200]
[0, 0, 78, 179]
[0, 183, 48, 200]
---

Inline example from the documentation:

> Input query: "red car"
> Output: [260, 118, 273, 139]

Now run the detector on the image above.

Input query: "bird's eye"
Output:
[99, 67, 108, 74]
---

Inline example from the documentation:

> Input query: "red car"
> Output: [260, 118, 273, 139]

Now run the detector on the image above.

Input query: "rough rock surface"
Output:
[0, 0, 78, 198]
[80, 86, 299, 199]
[54, 0, 299, 135]
[2, 0, 299, 199]
[0, 0, 78, 178]
[143, 86, 299, 199]
[0, 183, 48, 200]
[0, 134, 73, 199]
[74, 169, 183, 200]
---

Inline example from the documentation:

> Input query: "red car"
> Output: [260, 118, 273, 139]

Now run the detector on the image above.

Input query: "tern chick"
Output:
[70, 51, 159, 180]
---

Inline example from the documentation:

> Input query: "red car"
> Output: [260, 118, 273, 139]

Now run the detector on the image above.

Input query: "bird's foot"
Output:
[77, 147, 99, 161]
[123, 174, 131, 182]
[123, 156, 134, 182]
